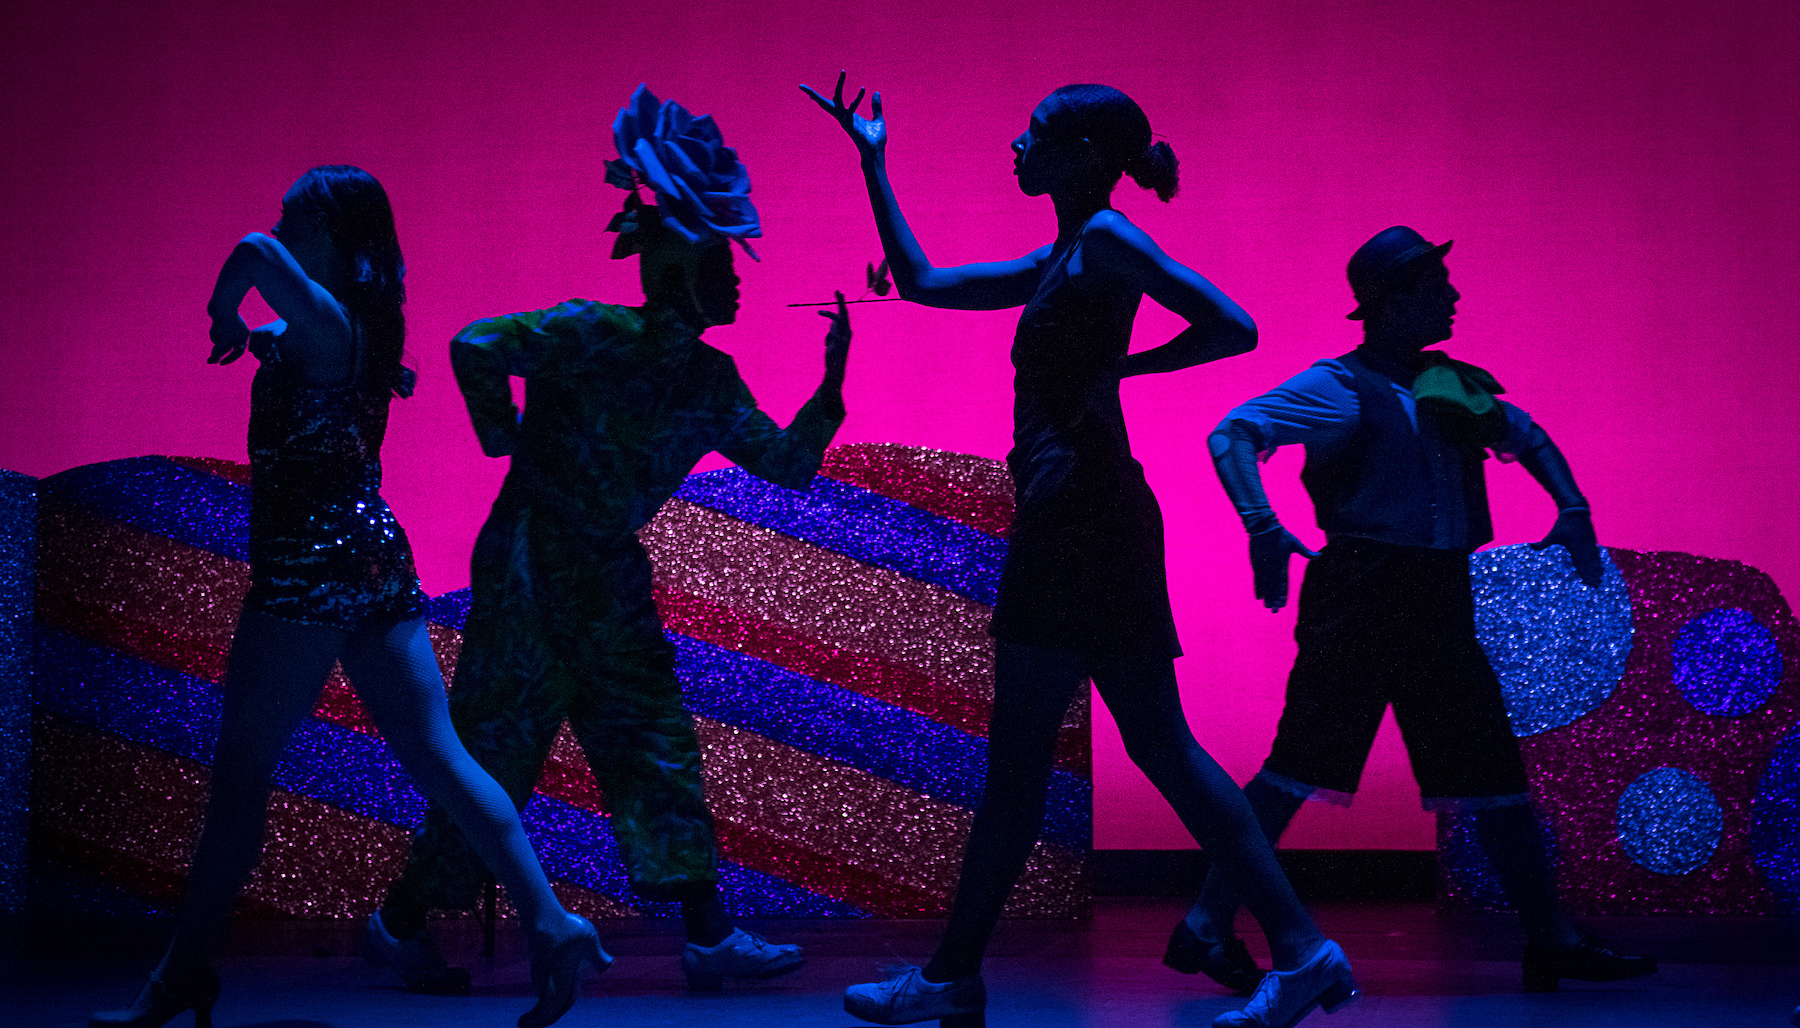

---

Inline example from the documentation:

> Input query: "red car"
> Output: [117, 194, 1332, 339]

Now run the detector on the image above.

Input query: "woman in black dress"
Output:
[91, 166, 604, 1028]
[804, 78, 1355, 1028]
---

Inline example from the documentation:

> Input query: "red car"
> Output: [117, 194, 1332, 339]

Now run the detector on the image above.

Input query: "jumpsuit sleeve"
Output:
[449, 304, 569, 458]
[714, 363, 847, 491]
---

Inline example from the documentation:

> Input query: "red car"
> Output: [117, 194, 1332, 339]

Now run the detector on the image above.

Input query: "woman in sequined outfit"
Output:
[804, 78, 1355, 1028]
[91, 166, 604, 1028]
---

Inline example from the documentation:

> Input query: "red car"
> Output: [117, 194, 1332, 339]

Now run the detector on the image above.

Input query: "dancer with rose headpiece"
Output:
[369, 85, 847, 996]
[90, 166, 603, 1028]
[803, 75, 1353, 1028]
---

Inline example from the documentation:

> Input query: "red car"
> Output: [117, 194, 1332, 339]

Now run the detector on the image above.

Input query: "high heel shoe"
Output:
[90, 965, 220, 1028]
[843, 964, 986, 1026]
[1212, 939, 1357, 1028]
[517, 914, 612, 1028]
[1521, 928, 1655, 992]
[1164, 920, 1264, 995]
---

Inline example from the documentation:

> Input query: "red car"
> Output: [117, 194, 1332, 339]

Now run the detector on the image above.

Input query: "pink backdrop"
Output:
[4, 0, 1795, 850]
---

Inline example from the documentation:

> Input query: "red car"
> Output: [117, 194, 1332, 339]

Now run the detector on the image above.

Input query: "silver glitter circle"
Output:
[1471, 543, 1633, 737]
[1617, 766, 1724, 876]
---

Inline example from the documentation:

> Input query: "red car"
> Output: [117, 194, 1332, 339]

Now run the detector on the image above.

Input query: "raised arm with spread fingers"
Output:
[802, 72, 1045, 310]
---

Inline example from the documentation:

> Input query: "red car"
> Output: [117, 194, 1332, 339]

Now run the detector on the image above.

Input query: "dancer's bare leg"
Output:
[157, 611, 343, 977]
[338, 617, 571, 938]
[1092, 654, 1324, 970]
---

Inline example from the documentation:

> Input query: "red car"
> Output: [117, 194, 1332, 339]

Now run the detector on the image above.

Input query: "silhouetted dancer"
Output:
[368, 86, 846, 995]
[804, 73, 1355, 1028]
[1183, 225, 1656, 995]
[90, 166, 604, 1028]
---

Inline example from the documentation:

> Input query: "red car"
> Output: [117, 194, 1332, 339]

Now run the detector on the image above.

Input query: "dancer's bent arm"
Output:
[449, 302, 602, 458]
[1071, 211, 1256, 376]
[207, 232, 353, 383]
[1515, 422, 1603, 586]
[718, 294, 853, 489]
[803, 73, 1046, 310]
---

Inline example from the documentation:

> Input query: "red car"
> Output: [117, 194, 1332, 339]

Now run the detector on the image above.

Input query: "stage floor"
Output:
[11, 898, 1797, 1027]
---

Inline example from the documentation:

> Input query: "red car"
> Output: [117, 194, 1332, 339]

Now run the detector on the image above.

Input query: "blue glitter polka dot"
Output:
[1471, 544, 1633, 736]
[1617, 767, 1723, 875]
[1672, 607, 1782, 717]
[1752, 726, 1800, 914]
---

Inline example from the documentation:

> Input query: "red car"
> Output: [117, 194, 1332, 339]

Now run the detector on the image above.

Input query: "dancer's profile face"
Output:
[1377, 259, 1460, 348]
[273, 180, 331, 281]
[1012, 98, 1068, 197]
[692, 242, 740, 327]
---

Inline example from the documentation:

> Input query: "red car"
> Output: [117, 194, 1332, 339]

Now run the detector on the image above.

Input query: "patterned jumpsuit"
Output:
[395, 300, 844, 906]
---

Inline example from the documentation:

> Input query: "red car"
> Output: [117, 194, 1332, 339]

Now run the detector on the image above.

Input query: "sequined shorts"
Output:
[243, 492, 427, 633]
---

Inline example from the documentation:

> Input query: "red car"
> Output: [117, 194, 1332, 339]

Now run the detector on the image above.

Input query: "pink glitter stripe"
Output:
[36, 712, 641, 919]
[38, 502, 455, 732]
[819, 442, 1014, 538]
[37, 501, 244, 683]
[642, 498, 996, 718]
[656, 583, 991, 733]
[697, 719, 1088, 918]
[167, 454, 252, 485]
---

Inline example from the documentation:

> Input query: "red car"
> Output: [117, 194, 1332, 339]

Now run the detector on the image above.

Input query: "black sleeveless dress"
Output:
[241, 326, 427, 632]
[988, 218, 1181, 659]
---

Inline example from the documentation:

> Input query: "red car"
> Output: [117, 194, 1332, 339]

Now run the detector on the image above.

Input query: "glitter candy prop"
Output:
[1441, 545, 1800, 915]
[27, 446, 1089, 920]
[0, 469, 34, 915]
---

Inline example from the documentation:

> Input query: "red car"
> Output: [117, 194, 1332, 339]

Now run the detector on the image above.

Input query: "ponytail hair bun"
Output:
[1125, 140, 1179, 202]
[1045, 84, 1179, 202]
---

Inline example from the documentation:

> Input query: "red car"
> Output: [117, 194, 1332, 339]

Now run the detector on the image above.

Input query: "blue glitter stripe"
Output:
[674, 468, 1005, 605]
[35, 627, 427, 825]
[35, 629, 864, 916]
[37, 457, 250, 562]
[426, 589, 473, 630]
[673, 633, 1092, 851]
[406, 598, 1090, 849]
[36, 627, 225, 766]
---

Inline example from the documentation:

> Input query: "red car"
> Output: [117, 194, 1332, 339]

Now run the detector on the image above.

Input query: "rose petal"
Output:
[612, 86, 760, 246]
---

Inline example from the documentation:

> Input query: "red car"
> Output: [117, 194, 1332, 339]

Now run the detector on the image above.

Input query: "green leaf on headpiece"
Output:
[604, 159, 637, 191]
[611, 228, 643, 260]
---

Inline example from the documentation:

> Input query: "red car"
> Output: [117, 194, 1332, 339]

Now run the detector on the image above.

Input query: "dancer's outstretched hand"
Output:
[800, 71, 886, 160]
[820, 290, 851, 385]
[1250, 525, 1317, 612]
[1529, 509, 1603, 587]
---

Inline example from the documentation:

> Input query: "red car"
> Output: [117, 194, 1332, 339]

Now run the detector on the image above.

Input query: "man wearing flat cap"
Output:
[1161, 226, 1655, 996]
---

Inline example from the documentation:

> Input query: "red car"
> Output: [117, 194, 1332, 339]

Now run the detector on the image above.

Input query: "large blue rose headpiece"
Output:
[606, 84, 761, 261]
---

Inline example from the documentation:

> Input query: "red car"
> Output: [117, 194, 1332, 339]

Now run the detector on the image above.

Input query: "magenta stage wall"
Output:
[3, 0, 1795, 851]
